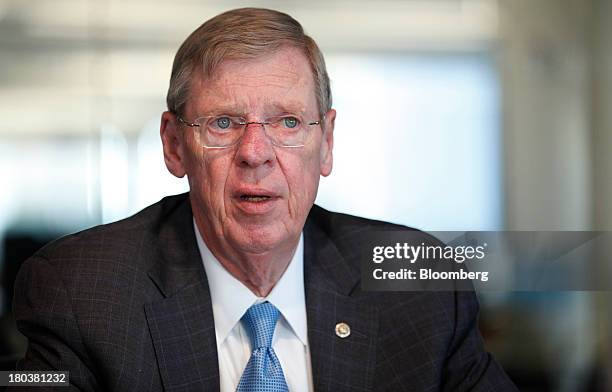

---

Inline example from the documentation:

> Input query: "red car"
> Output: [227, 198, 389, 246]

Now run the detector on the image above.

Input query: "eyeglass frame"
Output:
[174, 112, 324, 149]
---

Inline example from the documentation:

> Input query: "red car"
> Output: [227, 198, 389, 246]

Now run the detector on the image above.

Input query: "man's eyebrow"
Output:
[265, 102, 307, 114]
[194, 102, 309, 116]
[195, 105, 245, 116]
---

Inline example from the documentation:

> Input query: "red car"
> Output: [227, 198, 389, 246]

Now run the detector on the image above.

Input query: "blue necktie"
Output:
[236, 301, 289, 392]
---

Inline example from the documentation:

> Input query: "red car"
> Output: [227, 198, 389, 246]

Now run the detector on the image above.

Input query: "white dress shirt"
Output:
[194, 220, 313, 392]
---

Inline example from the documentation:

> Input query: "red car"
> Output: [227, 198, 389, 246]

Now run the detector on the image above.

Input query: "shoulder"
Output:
[16, 193, 192, 306]
[306, 204, 475, 337]
[306, 204, 444, 257]
[305, 208, 490, 386]
[32, 193, 190, 272]
[12, 195, 192, 387]
[308, 204, 408, 231]
[308, 204, 444, 240]
[14, 192, 193, 326]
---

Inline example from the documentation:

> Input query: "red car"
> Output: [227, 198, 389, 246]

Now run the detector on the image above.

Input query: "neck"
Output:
[219, 251, 294, 297]
[194, 218, 299, 297]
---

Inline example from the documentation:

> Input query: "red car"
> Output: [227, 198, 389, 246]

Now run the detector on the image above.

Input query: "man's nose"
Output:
[234, 123, 275, 168]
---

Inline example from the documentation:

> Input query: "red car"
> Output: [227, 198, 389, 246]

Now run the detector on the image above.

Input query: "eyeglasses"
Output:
[176, 114, 322, 149]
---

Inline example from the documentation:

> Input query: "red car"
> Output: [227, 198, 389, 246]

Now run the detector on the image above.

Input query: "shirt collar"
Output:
[193, 218, 308, 347]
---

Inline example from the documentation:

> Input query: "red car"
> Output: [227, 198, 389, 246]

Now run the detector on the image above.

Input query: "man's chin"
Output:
[229, 225, 296, 256]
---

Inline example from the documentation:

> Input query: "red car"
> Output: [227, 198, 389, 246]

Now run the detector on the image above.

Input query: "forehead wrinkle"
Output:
[221, 71, 302, 90]
[217, 57, 305, 90]
[190, 50, 316, 117]
[213, 81, 310, 116]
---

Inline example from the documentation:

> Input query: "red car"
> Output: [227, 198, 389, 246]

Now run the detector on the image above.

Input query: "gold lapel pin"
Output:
[335, 322, 351, 338]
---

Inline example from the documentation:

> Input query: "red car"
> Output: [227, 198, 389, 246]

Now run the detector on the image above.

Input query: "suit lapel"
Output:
[144, 197, 220, 391]
[142, 199, 378, 391]
[304, 208, 379, 392]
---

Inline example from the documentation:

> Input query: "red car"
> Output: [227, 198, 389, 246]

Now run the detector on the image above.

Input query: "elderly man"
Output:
[12, 7, 516, 392]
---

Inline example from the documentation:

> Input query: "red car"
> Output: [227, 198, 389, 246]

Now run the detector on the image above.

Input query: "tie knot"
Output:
[242, 301, 280, 349]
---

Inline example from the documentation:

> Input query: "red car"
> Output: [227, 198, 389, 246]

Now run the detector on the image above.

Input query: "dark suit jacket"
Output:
[12, 193, 517, 391]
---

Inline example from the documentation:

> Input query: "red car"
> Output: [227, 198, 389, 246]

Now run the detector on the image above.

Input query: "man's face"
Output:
[163, 46, 335, 258]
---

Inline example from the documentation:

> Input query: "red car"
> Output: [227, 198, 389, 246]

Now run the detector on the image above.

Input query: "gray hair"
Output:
[166, 7, 332, 117]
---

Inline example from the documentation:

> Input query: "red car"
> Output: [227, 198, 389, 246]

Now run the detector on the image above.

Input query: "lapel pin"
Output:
[335, 322, 351, 338]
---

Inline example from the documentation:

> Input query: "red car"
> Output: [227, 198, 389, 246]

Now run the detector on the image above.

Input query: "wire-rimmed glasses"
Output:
[176, 114, 322, 149]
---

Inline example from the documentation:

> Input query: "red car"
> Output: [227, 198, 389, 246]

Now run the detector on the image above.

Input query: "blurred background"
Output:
[0, 0, 610, 390]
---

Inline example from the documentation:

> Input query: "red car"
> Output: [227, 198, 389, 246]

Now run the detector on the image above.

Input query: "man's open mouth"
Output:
[240, 195, 272, 202]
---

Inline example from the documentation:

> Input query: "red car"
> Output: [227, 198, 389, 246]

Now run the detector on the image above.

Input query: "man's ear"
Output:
[160, 111, 187, 178]
[319, 109, 335, 177]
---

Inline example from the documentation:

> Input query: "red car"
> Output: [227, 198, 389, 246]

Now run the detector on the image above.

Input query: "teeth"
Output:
[241, 195, 271, 202]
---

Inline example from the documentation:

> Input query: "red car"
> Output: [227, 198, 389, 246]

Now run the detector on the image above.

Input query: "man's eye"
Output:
[282, 117, 299, 128]
[215, 117, 231, 129]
